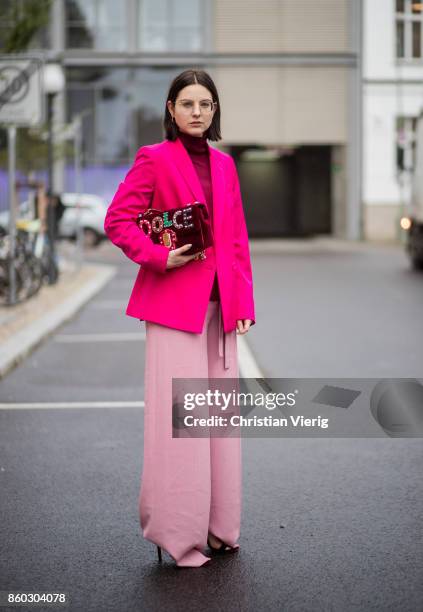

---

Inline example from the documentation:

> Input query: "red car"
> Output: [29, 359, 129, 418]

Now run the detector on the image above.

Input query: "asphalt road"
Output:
[0, 239, 422, 612]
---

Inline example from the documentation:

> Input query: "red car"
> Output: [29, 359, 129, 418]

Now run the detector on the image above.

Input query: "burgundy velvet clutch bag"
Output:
[136, 201, 214, 260]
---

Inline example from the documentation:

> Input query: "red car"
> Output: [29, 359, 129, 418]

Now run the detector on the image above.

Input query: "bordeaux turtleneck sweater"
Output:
[177, 129, 220, 302]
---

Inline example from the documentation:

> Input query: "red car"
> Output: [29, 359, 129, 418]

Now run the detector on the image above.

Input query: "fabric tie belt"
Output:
[217, 303, 230, 370]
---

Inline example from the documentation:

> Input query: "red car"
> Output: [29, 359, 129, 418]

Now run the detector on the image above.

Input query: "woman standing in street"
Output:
[104, 69, 256, 568]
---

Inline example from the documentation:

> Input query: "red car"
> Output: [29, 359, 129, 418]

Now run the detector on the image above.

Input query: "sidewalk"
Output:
[0, 243, 116, 379]
[249, 235, 403, 254]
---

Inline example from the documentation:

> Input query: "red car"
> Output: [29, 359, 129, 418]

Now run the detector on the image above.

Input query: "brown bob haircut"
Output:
[163, 69, 221, 142]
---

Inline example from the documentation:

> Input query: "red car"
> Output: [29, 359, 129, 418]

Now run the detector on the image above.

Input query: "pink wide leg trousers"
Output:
[138, 301, 241, 567]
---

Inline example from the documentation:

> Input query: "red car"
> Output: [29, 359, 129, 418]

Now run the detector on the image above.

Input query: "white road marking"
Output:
[0, 332, 263, 411]
[0, 401, 144, 409]
[54, 332, 146, 342]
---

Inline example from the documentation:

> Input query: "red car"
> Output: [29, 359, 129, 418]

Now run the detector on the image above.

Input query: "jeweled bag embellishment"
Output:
[160, 229, 177, 249]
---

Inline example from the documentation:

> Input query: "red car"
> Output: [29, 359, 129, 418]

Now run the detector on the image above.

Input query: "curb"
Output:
[0, 263, 117, 379]
[249, 237, 403, 254]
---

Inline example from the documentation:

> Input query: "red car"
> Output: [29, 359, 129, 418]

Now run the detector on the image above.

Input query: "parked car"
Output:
[58, 192, 108, 247]
[0, 192, 108, 248]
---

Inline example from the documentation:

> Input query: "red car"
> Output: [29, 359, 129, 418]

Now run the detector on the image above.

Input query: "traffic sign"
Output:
[0, 56, 44, 126]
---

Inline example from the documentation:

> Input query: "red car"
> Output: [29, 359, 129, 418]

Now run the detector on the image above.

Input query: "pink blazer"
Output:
[104, 135, 256, 333]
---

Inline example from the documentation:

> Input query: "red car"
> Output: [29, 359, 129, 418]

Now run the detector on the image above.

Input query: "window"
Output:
[396, 0, 423, 60]
[396, 116, 418, 172]
[65, 0, 127, 51]
[64, 66, 199, 199]
[137, 0, 203, 52]
[66, 66, 194, 165]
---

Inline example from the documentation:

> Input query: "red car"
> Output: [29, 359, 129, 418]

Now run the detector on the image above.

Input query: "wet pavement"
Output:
[1, 239, 422, 612]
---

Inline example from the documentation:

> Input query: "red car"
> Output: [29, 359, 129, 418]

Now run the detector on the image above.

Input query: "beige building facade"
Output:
[210, 0, 361, 240]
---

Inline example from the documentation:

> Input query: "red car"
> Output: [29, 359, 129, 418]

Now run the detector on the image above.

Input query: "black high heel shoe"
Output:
[207, 533, 239, 555]
[157, 545, 162, 563]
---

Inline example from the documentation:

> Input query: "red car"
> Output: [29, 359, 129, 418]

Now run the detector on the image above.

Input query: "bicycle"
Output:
[0, 219, 45, 305]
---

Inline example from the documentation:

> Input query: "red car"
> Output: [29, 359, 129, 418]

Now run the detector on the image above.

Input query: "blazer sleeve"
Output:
[104, 146, 170, 274]
[230, 157, 256, 327]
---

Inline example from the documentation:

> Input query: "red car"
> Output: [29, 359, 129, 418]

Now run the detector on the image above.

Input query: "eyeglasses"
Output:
[175, 99, 217, 114]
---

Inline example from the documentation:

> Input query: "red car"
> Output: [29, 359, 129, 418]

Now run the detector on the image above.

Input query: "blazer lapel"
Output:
[167, 137, 225, 241]
[208, 145, 225, 241]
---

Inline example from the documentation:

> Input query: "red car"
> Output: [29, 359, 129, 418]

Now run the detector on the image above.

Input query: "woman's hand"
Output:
[236, 319, 252, 334]
[166, 243, 199, 269]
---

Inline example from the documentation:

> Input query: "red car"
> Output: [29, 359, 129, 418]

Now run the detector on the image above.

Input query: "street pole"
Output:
[46, 91, 58, 284]
[7, 125, 17, 305]
[74, 115, 83, 270]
